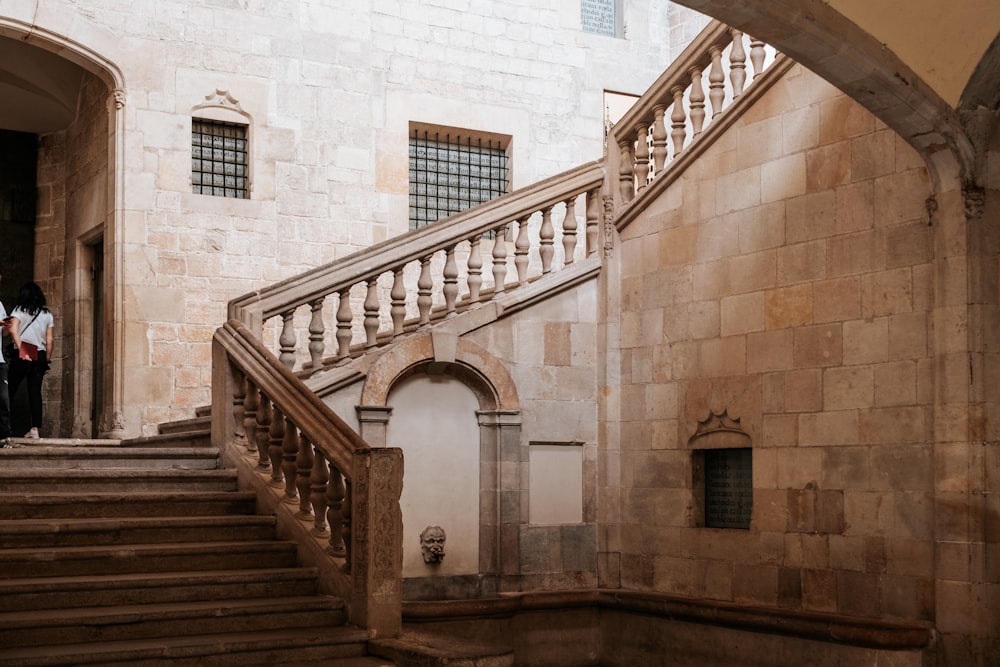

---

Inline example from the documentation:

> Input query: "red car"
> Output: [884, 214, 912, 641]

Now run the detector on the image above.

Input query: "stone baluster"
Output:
[390, 267, 406, 337]
[709, 45, 725, 117]
[327, 461, 347, 557]
[443, 245, 458, 316]
[296, 431, 314, 518]
[363, 278, 380, 347]
[278, 309, 296, 370]
[491, 224, 508, 293]
[308, 298, 325, 368]
[750, 38, 766, 78]
[651, 106, 668, 175]
[255, 393, 271, 469]
[586, 189, 599, 256]
[467, 235, 483, 302]
[618, 138, 634, 203]
[689, 66, 706, 136]
[417, 256, 433, 325]
[268, 403, 285, 486]
[633, 123, 650, 190]
[562, 196, 577, 266]
[232, 369, 247, 449]
[281, 416, 299, 502]
[539, 206, 555, 274]
[514, 216, 530, 286]
[730, 29, 747, 97]
[310, 443, 329, 536]
[242, 378, 258, 454]
[335, 288, 353, 359]
[670, 85, 687, 158]
[341, 478, 353, 572]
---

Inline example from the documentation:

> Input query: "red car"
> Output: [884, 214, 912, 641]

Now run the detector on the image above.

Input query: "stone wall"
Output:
[606, 62, 937, 623]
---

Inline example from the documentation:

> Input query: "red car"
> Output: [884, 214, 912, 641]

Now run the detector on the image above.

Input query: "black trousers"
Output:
[0, 362, 9, 437]
[8, 350, 47, 430]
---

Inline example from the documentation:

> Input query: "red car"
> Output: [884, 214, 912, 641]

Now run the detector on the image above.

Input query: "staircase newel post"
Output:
[281, 416, 300, 502]
[296, 432, 315, 519]
[349, 447, 403, 636]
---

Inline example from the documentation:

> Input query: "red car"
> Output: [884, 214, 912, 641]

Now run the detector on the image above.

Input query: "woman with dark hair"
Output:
[8, 282, 55, 439]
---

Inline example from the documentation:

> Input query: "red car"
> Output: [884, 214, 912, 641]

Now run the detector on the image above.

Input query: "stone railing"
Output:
[608, 21, 782, 209]
[212, 319, 403, 634]
[227, 160, 606, 373]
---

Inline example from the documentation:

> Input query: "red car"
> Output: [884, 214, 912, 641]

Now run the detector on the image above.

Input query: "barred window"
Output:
[192, 119, 249, 199]
[409, 128, 509, 230]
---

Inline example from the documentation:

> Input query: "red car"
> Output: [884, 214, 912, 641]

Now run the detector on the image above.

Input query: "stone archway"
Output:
[0, 16, 126, 437]
[358, 331, 521, 598]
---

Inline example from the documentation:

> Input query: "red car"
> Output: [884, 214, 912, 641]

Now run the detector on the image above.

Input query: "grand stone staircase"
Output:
[0, 422, 392, 667]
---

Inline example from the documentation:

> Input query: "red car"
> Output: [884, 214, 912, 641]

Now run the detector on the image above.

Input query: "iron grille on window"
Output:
[409, 130, 508, 229]
[192, 119, 248, 199]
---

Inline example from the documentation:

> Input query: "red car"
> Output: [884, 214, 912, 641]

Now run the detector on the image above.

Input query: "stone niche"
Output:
[688, 409, 752, 529]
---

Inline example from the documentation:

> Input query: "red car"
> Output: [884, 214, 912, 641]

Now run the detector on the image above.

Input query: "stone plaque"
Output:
[581, 0, 616, 36]
[704, 448, 752, 529]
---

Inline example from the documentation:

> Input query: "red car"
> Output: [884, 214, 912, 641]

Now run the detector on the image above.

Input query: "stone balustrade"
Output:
[213, 319, 403, 634]
[609, 22, 776, 204]
[228, 161, 605, 373]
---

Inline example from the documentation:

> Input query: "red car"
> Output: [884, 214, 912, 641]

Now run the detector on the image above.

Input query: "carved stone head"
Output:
[419, 525, 446, 564]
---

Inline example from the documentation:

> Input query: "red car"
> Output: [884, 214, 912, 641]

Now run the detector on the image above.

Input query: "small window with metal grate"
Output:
[192, 118, 249, 199]
[408, 127, 509, 230]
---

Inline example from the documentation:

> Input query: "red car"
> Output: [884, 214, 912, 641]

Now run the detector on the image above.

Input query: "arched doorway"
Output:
[0, 21, 124, 438]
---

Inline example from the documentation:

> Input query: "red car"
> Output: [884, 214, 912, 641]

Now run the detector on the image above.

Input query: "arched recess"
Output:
[358, 331, 521, 598]
[0, 15, 127, 437]
[672, 0, 982, 193]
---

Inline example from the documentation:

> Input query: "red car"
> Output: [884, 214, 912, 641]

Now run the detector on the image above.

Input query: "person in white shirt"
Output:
[8, 282, 55, 439]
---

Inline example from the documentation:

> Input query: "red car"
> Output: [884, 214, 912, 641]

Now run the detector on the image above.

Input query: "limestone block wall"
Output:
[606, 63, 938, 622]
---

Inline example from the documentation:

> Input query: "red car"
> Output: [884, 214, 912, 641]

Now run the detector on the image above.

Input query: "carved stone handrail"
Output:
[213, 319, 402, 634]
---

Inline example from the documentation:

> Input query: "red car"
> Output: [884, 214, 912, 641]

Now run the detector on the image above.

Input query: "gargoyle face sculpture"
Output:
[419, 525, 446, 564]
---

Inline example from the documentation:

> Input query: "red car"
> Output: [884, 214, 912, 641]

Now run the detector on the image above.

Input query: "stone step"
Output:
[0, 514, 278, 548]
[0, 567, 322, 610]
[0, 446, 220, 470]
[0, 595, 348, 649]
[123, 430, 212, 448]
[0, 468, 238, 493]
[0, 540, 300, 579]
[157, 415, 212, 435]
[0, 491, 258, 519]
[0, 626, 377, 667]
[370, 631, 514, 667]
